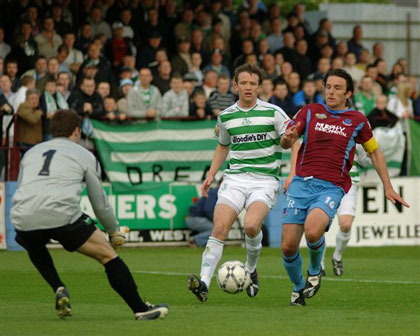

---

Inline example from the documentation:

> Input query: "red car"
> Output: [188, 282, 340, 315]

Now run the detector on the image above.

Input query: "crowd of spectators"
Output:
[0, 0, 419, 165]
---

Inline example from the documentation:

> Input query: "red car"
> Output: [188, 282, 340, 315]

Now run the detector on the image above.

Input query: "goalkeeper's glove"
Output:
[109, 228, 127, 249]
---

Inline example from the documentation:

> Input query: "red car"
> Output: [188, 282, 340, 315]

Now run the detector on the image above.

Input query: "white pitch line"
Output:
[132, 270, 420, 285]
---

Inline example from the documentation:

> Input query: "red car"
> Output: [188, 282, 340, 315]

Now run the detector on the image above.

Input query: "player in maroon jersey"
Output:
[279, 69, 409, 306]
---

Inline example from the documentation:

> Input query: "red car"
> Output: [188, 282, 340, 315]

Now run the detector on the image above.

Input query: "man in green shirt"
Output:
[354, 75, 376, 115]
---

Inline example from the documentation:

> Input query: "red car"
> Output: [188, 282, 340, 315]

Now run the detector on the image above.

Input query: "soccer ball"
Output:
[217, 261, 251, 294]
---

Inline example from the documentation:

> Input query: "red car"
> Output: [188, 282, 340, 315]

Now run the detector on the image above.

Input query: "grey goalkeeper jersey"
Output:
[11, 137, 119, 233]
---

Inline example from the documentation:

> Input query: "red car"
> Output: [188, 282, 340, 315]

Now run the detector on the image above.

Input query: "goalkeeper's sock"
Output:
[200, 237, 224, 288]
[245, 231, 263, 273]
[27, 247, 65, 292]
[282, 251, 305, 292]
[104, 256, 148, 313]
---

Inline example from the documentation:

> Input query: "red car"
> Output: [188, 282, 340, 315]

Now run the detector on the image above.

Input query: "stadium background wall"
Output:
[1, 178, 419, 250]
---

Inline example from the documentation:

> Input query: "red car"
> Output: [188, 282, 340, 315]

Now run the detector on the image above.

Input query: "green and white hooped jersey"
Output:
[216, 99, 290, 179]
[349, 144, 371, 184]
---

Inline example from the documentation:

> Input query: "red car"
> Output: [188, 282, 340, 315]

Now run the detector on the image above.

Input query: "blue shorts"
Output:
[283, 176, 345, 230]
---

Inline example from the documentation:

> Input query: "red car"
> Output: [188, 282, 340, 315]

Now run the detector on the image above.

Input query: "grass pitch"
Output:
[1, 246, 419, 336]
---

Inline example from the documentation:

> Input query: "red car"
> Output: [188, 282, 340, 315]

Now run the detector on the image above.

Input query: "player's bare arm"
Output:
[284, 141, 300, 193]
[201, 144, 230, 197]
[369, 146, 410, 208]
[280, 122, 301, 149]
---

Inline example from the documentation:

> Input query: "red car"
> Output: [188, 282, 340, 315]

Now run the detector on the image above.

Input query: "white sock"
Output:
[245, 231, 263, 273]
[200, 237, 224, 288]
[333, 230, 351, 261]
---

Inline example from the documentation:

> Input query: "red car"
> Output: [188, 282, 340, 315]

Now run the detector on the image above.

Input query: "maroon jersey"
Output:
[288, 103, 373, 193]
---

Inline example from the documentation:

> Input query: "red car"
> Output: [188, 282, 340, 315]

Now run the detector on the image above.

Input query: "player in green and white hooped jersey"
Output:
[11, 110, 168, 320]
[321, 144, 371, 276]
[187, 64, 300, 302]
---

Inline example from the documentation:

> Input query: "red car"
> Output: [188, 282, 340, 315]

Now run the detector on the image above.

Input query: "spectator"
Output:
[190, 29, 206, 64]
[104, 22, 135, 70]
[0, 90, 13, 143]
[171, 36, 192, 76]
[293, 3, 312, 37]
[56, 71, 72, 100]
[269, 80, 296, 118]
[233, 39, 254, 69]
[96, 81, 111, 100]
[17, 88, 43, 154]
[356, 48, 370, 73]
[186, 186, 219, 248]
[294, 39, 312, 80]
[387, 82, 413, 121]
[79, 43, 115, 89]
[261, 54, 279, 81]
[117, 78, 133, 116]
[309, 57, 330, 80]
[8, 21, 38, 75]
[11, 75, 35, 112]
[137, 31, 162, 69]
[68, 77, 105, 119]
[88, 6, 112, 40]
[208, 74, 236, 116]
[293, 79, 324, 108]
[287, 72, 301, 97]
[276, 32, 297, 69]
[160, 74, 189, 118]
[143, 8, 168, 48]
[119, 8, 140, 47]
[308, 29, 329, 67]
[0, 75, 15, 102]
[126, 68, 161, 119]
[313, 18, 336, 48]
[56, 45, 71, 74]
[34, 16, 63, 59]
[368, 95, 398, 129]
[344, 52, 364, 85]
[203, 50, 230, 78]
[23, 5, 41, 37]
[347, 25, 365, 61]
[39, 76, 68, 141]
[183, 78, 195, 101]
[5, 59, 20, 92]
[319, 44, 334, 62]
[397, 58, 409, 75]
[0, 27, 11, 60]
[374, 58, 389, 94]
[266, 17, 284, 54]
[189, 90, 212, 119]
[50, 4, 72, 36]
[366, 64, 383, 98]
[149, 48, 168, 77]
[202, 17, 226, 57]
[103, 96, 125, 121]
[334, 40, 348, 59]
[210, 0, 231, 41]
[120, 55, 138, 83]
[280, 61, 293, 82]
[258, 78, 274, 102]
[185, 52, 203, 85]
[354, 76, 376, 116]
[371, 42, 384, 64]
[75, 23, 93, 54]
[196, 70, 218, 99]
[174, 9, 195, 42]
[152, 60, 172, 95]
[36, 57, 60, 91]
[331, 56, 344, 70]
[63, 32, 84, 76]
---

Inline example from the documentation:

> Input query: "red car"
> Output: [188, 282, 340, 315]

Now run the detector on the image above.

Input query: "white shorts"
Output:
[336, 184, 357, 217]
[217, 173, 281, 214]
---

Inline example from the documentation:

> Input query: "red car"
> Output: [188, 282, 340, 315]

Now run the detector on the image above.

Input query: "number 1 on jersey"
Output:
[38, 150, 57, 176]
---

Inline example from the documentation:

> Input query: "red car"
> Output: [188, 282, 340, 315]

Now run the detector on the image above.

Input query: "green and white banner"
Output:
[91, 120, 226, 190]
[407, 119, 420, 176]
[91, 119, 293, 190]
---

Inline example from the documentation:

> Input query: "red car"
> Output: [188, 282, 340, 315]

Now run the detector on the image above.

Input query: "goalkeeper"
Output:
[10, 109, 168, 320]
